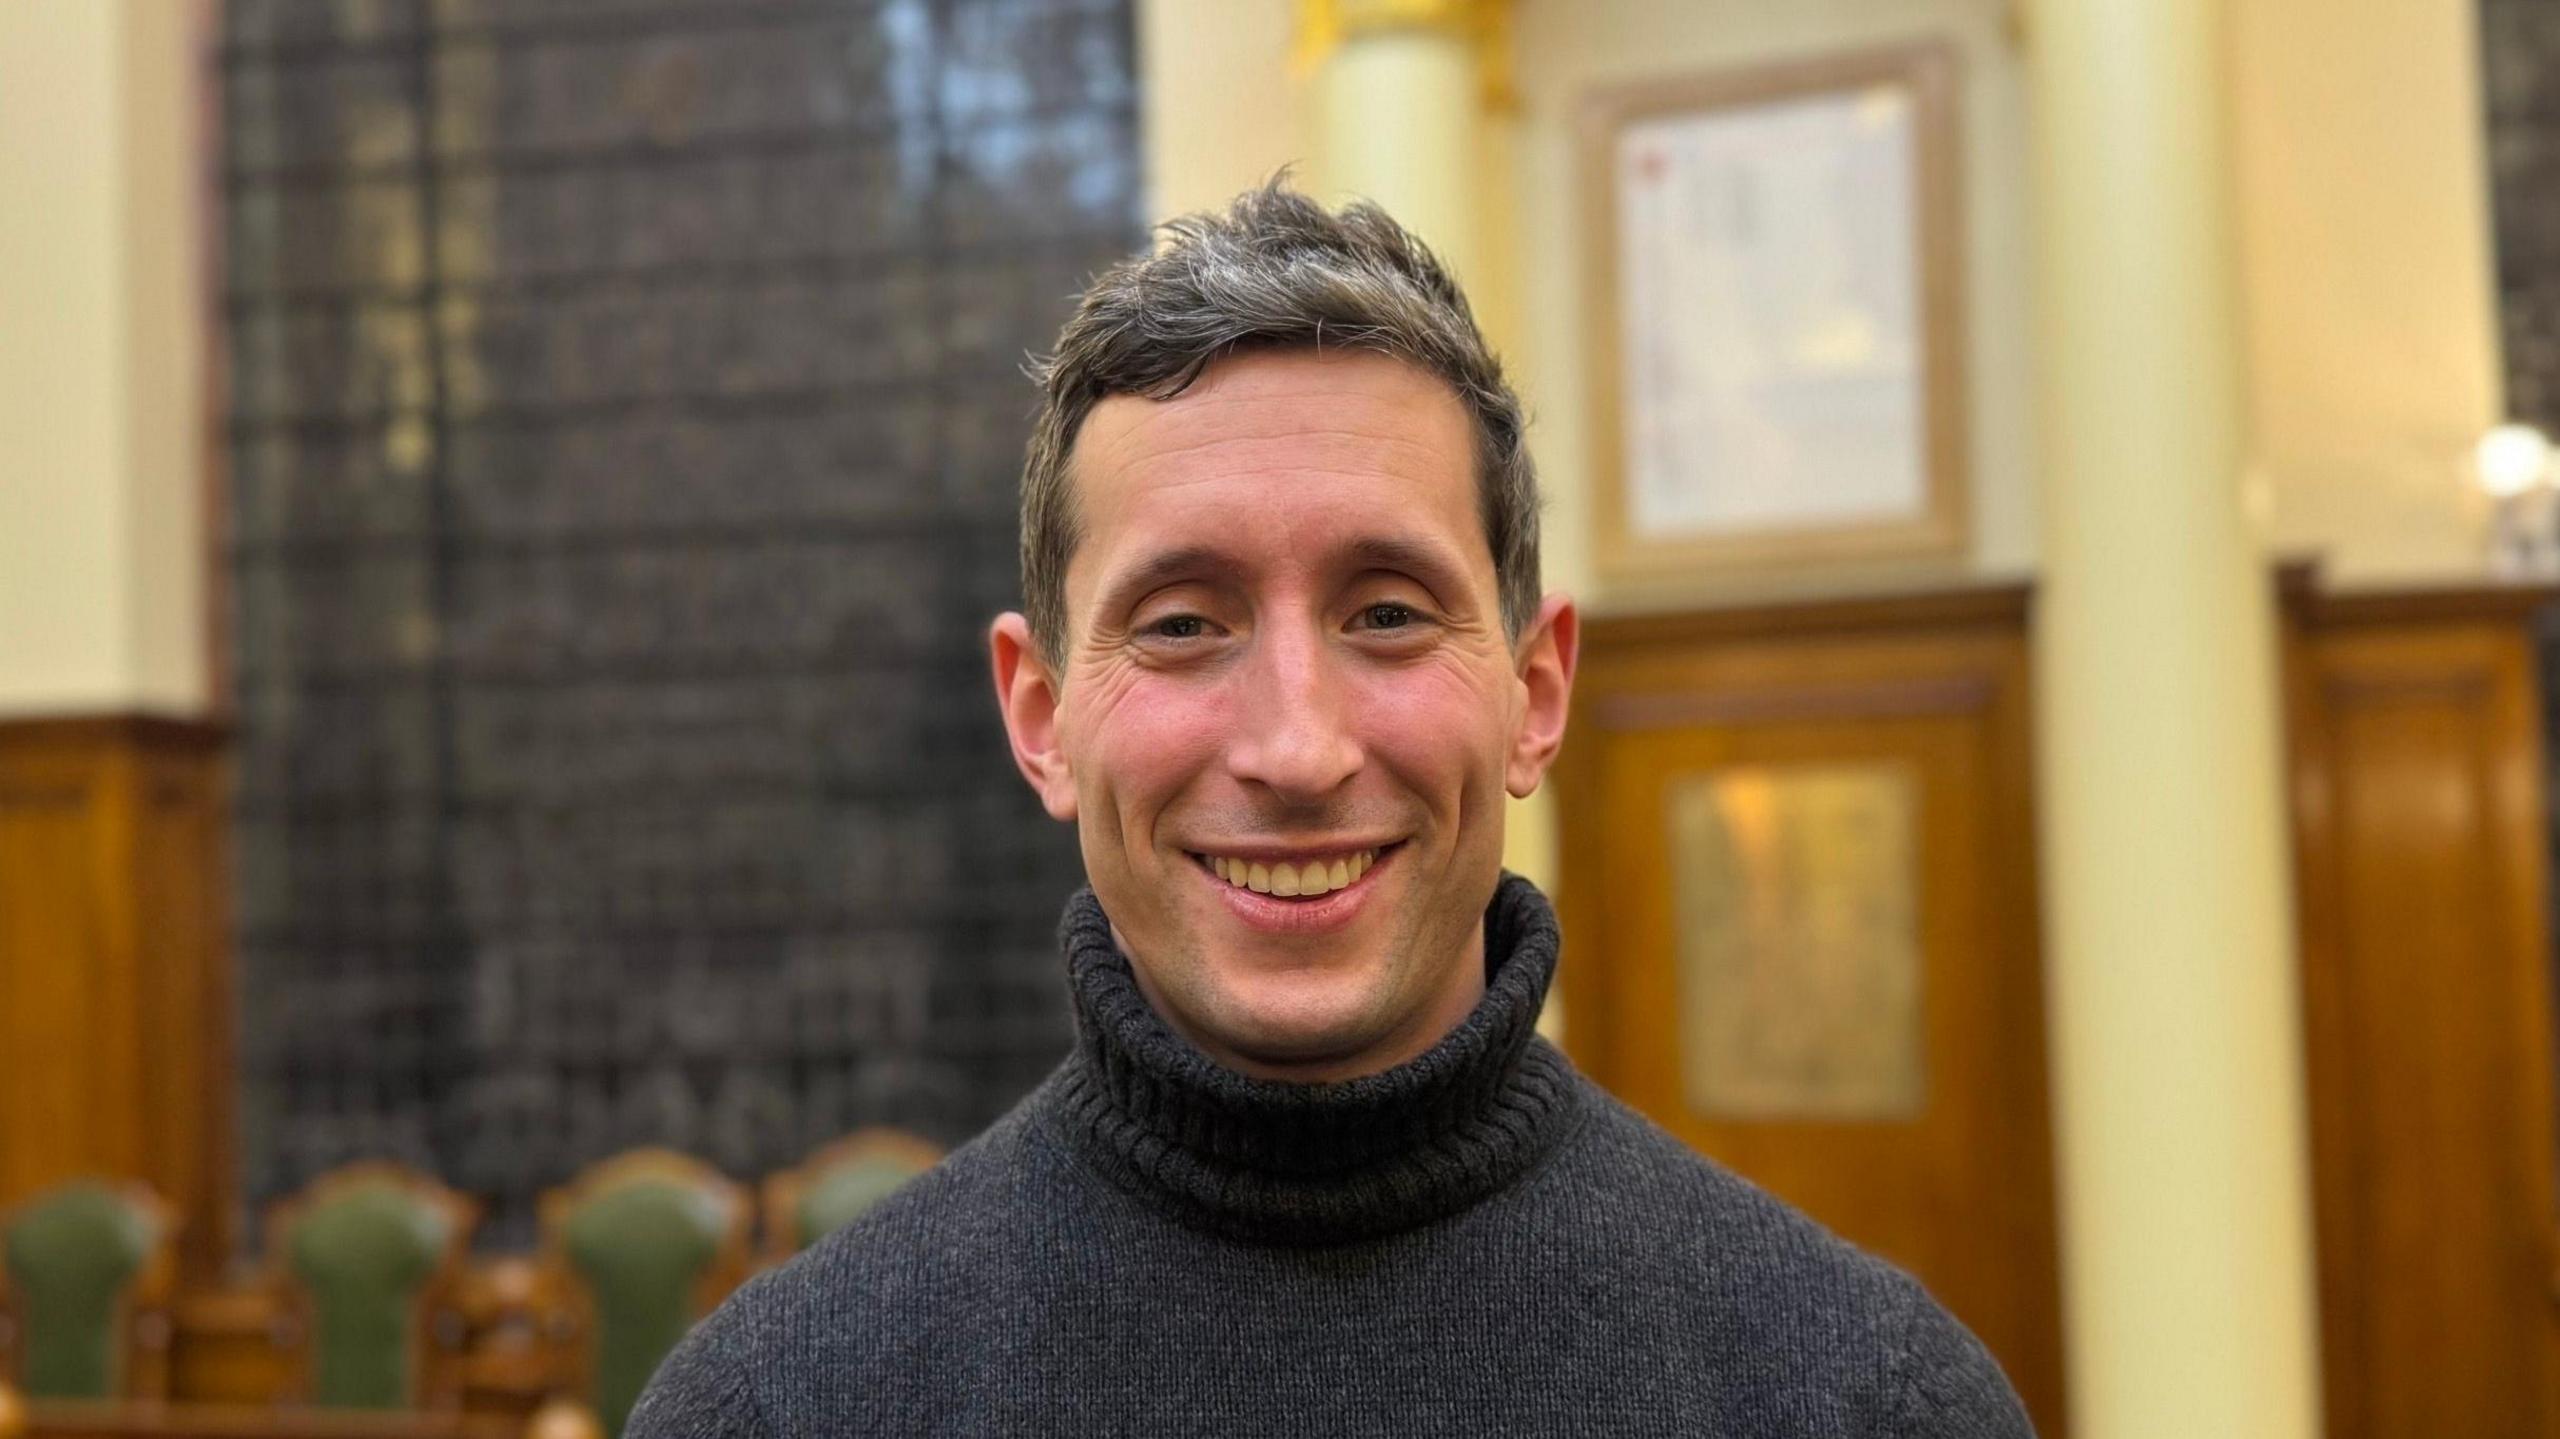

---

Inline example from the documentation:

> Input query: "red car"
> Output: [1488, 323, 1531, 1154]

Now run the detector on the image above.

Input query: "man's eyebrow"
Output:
[1094, 544, 1239, 616]
[1092, 534, 1476, 618]
[1341, 534, 1470, 591]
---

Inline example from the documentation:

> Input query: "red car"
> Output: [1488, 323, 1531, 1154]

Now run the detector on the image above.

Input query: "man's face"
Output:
[989, 349, 1576, 1081]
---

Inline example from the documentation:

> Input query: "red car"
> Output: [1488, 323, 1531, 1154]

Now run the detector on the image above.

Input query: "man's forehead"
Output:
[1071, 349, 1475, 497]
[1068, 359, 1480, 581]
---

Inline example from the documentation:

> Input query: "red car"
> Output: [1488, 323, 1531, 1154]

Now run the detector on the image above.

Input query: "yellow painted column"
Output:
[1299, 0, 1502, 288]
[0, 0, 211, 717]
[2026, 1, 2322, 1435]
[1298, 1, 1558, 889]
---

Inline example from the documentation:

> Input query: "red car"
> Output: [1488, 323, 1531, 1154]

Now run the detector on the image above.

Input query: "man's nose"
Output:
[1225, 622, 1363, 799]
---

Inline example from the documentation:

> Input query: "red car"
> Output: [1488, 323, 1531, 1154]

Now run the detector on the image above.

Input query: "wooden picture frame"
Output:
[1581, 40, 1969, 582]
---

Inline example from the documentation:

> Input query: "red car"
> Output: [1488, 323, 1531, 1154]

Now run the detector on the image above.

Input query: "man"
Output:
[630, 183, 2031, 1436]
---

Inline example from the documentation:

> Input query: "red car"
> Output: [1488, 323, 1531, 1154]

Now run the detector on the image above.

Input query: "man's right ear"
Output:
[988, 612, 1078, 822]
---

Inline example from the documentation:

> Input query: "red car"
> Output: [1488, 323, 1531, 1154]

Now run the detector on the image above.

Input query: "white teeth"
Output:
[1202, 847, 1381, 897]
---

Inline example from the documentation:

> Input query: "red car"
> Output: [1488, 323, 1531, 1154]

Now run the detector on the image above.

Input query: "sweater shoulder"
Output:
[625, 1098, 1064, 1436]
[1560, 1088, 1894, 1280]
[1541, 1084, 2034, 1435]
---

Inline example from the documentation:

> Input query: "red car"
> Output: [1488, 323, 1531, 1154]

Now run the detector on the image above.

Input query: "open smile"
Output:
[1183, 842, 1405, 934]
[1192, 846, 1381, 897]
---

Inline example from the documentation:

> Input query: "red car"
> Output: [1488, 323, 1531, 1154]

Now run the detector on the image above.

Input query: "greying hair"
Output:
[1019, 178, 1540, 667]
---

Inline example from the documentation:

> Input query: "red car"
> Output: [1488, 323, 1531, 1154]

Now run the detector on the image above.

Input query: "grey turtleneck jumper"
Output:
[629, 876, 2034, 1437]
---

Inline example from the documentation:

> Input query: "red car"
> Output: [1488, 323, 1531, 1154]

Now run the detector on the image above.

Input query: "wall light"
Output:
[2476, 423, 2553, 498]
[2478, 422, 2558, 577]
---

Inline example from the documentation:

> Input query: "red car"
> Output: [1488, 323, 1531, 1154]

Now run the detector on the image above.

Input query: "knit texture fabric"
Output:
[629, 876, 2035, 1437]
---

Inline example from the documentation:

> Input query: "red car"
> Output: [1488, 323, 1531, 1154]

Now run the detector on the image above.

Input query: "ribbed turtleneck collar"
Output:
[1038, 872, 1590, 1246]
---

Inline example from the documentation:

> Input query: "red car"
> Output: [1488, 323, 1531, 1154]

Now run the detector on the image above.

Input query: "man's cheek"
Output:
[1360, 653, 1499, 719]
[1360, 671, 1498, 759]
[1094, 693, 1226, 802]
[1133, 675, 1238, 742]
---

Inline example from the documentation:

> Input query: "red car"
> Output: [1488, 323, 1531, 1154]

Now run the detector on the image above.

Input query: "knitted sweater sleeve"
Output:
[624, 1289, 777, 1439]
[1880, 1276, 2038, 1438]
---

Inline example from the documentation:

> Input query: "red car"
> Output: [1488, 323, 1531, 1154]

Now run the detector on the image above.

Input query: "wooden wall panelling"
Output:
[2280, 579, 2560, 1436]
[1553, 585, 2064, 1435]
[0, 718, 233, 1282]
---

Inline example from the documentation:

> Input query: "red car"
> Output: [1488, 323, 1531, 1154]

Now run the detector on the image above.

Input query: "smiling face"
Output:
[989, 348, 1577, 1082]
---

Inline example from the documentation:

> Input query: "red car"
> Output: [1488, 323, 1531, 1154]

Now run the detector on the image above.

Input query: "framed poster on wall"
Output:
[1581, 41, 1969, 581]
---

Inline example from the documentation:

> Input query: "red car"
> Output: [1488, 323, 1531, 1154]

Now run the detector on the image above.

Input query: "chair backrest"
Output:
[270, 1162, 477, 1411]
[761, 1129, 943, 1262]
[0, 1180, 175, 1401]
[541, 1151, 748, 1439]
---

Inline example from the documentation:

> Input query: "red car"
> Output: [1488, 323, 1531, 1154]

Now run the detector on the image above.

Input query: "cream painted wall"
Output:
[1137, 0, 1312, 219]
[0, 3, 130, 711]
[2233, 0, 2505, 582]
[123, 2, 215, 713]
[0, 0, 209, 717]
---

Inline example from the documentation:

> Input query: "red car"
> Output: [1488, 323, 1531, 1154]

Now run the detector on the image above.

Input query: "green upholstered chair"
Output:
[0, 1179, 177, 1402]
[759, 1129, 943, 1263]
[267, 1161, 477, 1412]
[541, 1150, 749, 1439]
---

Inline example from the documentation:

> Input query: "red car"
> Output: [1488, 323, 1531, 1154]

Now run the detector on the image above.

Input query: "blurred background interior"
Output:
[0, 0, 2552, 1435]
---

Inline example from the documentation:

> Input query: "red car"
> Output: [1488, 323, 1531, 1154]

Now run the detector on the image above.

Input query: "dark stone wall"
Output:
[2479, 3, 2560, 1009]
[2482, 0, 2560, 426]
[221, 0, 1132, 1245]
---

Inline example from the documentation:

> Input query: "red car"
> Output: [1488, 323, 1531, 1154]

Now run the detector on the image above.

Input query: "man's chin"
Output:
[1109, 910, 1381, 1057]
[1177, 972, 1405, 1080]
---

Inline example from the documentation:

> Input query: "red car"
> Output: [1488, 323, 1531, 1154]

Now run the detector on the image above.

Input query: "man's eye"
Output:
[1360, 602, 1417, 630]
[1149, 615, 1207, 639]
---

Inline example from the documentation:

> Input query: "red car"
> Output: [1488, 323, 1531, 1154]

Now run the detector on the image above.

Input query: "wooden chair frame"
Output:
[0, 1180, 179, 1402]
[263, 1160, 480, 1412]
[440, 1255, 595, 1429]
[758, 1128, 944, 1267]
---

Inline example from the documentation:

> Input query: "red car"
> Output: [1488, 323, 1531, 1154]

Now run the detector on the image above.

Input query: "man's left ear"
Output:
[1506, 592, 1579, 799]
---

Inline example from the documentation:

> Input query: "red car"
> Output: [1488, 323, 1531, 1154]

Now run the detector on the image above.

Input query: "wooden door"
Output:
[2281, 578, 2560, 1437]
[1555, 587, 2063, 1435]
[0, 717, 233, 1279]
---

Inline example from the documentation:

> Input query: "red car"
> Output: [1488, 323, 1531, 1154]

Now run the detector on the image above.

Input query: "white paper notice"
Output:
[1616, 85, 1927, 540]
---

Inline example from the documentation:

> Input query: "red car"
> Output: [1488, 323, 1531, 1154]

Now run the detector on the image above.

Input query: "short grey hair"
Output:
[1019, 178, 1540, 667]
